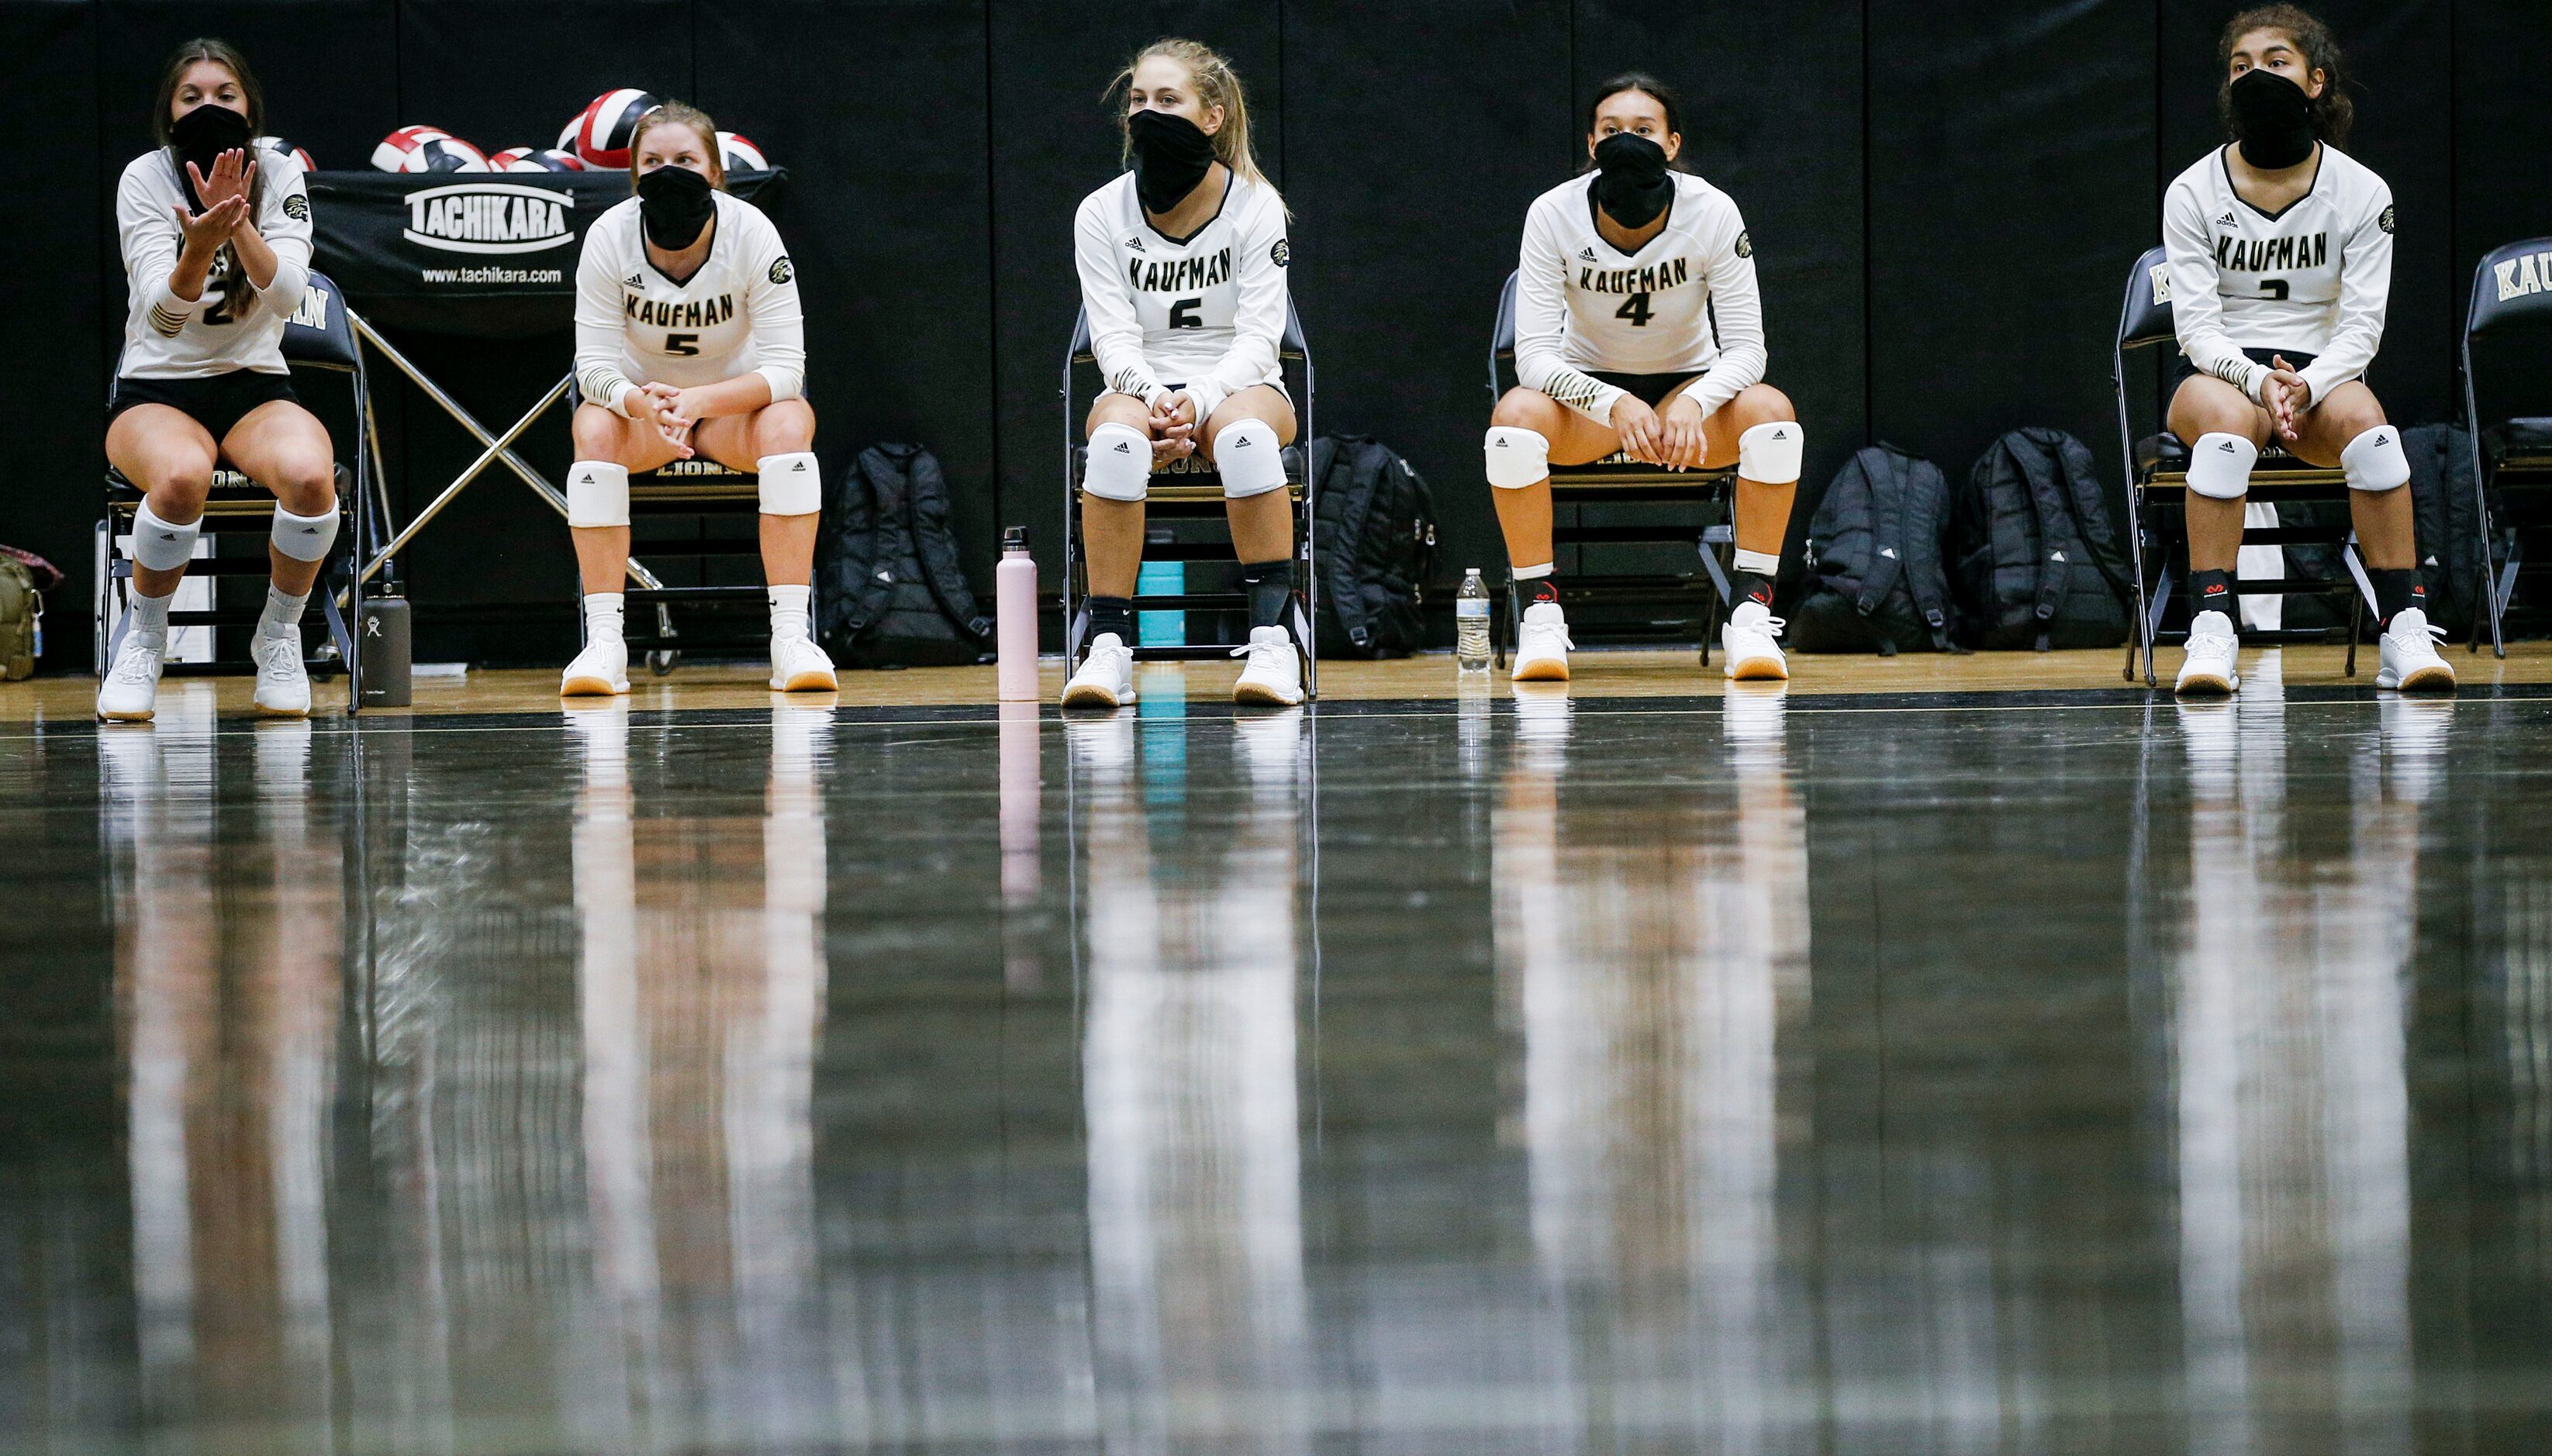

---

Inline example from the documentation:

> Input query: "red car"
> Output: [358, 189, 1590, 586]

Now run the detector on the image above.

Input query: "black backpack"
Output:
[1953, 427, 2135, 650]
[2404, 423, 2490, 640]
[814, 443, 993, 668]
[1789, 444, 1959, 654]
[1307, 434, 1437, 657]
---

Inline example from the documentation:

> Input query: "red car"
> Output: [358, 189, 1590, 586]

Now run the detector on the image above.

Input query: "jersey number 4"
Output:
[664, 333, 700, 356]
[1614, 292, 1653, 328]
[1169, 298, 1203, 329]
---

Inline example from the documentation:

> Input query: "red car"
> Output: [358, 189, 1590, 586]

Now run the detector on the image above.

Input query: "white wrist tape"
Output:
[757, 451, 822, 516]
[146, 281, 200, 339]
[129, 499, 202, 571]
[1484, 426, 1550, 488]
[1214, 418, 1286, 499]
[578, 368, 640, 418]
[566, 461, 631, 528]
[1736, 421, 1804, 484]
[2340, 426, 2409, 493]
[1083, 423, 1151, 502]
[270, 502, 338, 562]
[2184, 433, 2259, 501]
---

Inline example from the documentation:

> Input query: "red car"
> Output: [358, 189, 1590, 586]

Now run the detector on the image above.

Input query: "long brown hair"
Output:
[1108, 38, 1280, 202]
[152, 38, 264, 253]
[2218, 5, 2354, 147]
[627, 101, 726, 192]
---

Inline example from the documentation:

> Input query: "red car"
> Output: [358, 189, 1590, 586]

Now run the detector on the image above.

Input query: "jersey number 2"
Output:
[1169, 298, 1203, 329]
[664, 333, 700, 356]
[1614, 292, 1653, 328]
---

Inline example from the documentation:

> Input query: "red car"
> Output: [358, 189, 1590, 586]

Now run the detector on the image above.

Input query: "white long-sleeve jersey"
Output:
[1512, 171, 1766, 423]
[574, 189, 805, 416]
[2164, 144, 2392, 409]
[1073, 169, 1289, 426]
[116, 146, 313, 378]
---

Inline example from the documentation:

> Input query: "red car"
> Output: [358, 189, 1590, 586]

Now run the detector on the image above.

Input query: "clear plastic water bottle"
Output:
[1456, 568, 1491, 674]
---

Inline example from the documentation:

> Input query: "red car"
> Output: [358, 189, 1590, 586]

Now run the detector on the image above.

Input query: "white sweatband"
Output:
[270, 502, 337, 562]
[129, 499, 202, 571]
[1214, 418, 1286, 499]
[1511, 561, 1553, 581]
[1737, 421, 1804, 485]
[578, 367, 640, 418]
[2184, 432, 2258, 501]
[757, 451, 822, 516]
[1484, 426, 1550, 488]
[566, 461, 630, 528]
[2340, 426, 2409, 493]
[1083, 423, 1151, 502]
[1732, 547, 1780, 575]
[145, 280, 200, 338]
[755, 364, 804, 405]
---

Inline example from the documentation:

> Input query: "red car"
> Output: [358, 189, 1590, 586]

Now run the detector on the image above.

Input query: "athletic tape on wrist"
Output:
[129, 499, 202, 571]
[1736, 421, 1804, 484]
[757, 452, 822, 516]
[1214, 418, 1287, 499]
[2340, 426, 2409, 493]
[566, 461, 631, 528]
[269, 502, 338, 562]
[1484, 426, 1550, 488]
[2184, 433, 2259, 501]
[1083, 423, 1151, 502]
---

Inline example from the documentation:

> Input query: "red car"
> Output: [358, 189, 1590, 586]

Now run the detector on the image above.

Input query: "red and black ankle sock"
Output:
[1517, 574, 1561, 607]
[1087, 595, 1134, 643]
[1733, 572, 1776, 609]
[1238, 558, 1296, 635]
[2367, 568, 2425, 628]
[2188, 569, 2235, 617]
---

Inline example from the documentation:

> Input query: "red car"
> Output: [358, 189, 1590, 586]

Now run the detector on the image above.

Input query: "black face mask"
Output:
[637, 164, 716, 250]
[1128, 109, 1217, 214]
[1593, 132, 1673, 229]
[170, 102, 252, 206]
[2228, 68, 2316, 171]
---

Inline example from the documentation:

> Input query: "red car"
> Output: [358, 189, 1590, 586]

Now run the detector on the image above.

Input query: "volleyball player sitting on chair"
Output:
[2160, 5, 2451, 695]
[1485, 73, 1803, 685]
[100, 38, 332, 723]
[561, 102, 835, 697]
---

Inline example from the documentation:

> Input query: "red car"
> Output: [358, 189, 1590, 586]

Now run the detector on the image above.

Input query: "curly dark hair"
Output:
[2217, 5, 2353, 147]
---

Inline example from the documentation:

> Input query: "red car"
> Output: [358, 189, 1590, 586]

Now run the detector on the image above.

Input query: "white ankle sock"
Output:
[582, 591, 626, 643]
[768, 583, 811, 640]
[258, 584, 309, 637]
[128, 589, 175, 634]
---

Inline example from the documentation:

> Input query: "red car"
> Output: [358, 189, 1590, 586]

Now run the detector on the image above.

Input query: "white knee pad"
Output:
[129, 499, 202, 571]
[1483, 426, 1549, 488]
[2341, 426, 2409, 493]
[2184, 433, 2259, 501]
[270, 502, 338, 562]
[1736, 420, 1804, 484]
[1214, 417, 1286, 499]
[1083, 422, 1151, 502]
[757, 451, 821, 516]
[566, 461, 630, 528]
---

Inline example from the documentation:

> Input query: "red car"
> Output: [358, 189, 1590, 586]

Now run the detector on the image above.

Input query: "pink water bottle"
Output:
[996, 526, 1038, 701]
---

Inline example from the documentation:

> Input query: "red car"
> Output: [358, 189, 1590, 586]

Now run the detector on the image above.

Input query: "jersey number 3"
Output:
[2257, 278, 2289, 302]
[1614, 292, 1653, 328]
[664, 333, 700, 356]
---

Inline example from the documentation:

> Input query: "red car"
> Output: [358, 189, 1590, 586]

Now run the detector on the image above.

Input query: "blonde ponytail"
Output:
[1109, 38, 1284, 208]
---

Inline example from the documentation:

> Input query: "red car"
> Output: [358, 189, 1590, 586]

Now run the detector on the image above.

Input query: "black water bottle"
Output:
[358, 595, 411, 707]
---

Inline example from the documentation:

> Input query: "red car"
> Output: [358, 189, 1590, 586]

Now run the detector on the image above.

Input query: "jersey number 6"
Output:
[1169, 298, 1203, 329]
[665, 332, 701, 356]
[1614, 292, 1653, 328]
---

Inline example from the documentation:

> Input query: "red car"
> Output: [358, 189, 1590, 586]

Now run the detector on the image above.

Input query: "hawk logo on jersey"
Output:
[1734, 230, 1752, 259]
[1270, 238, 1289, 267]
[281, 191, 309, 222]
[768, 256, 793, 285]
[402, 182, 575, 254]
[2378, 205, 2395, 235]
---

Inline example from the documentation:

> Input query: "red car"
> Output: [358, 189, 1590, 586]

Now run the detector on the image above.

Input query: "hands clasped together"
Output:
[1608, 390, 1711, 470]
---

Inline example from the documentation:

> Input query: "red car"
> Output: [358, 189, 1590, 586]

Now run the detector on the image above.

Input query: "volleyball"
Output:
[495, 146, 585, 173]
[371, 126, 489, 174]
[254, 134, 314, 171]
[716, 130, 768, 173]
[568, 88, 661, 169]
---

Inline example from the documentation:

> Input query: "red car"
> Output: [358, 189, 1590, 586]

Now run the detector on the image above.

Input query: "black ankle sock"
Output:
[2367, 568, 2425, 627]
[1238, 558, 1295, 633]
[1087, 595, 1134, 644]
[1733, 571, 1775, 609]
[2188, 568, 2235, 618]
[1517, 573, 1560, 607]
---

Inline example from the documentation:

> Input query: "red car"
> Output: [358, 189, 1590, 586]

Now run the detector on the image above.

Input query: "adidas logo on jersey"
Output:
[1124, 234, 1146, 254]
[1579, 247, 1597, 261]
[2217, 210, 2238, 227]
[624, 273, 644, 288]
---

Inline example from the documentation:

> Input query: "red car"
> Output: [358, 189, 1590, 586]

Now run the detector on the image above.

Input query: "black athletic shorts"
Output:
[1588, 369, 1708, 409]
[109, 371, 300, 441]
[2165, 346, 2317, 400]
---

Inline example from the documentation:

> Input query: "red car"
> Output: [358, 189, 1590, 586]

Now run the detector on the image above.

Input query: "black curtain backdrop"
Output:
[5, 0, 2532, 668]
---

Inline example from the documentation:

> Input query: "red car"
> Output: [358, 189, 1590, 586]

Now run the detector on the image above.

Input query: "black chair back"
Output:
[281, 270, 360, 372]
[1489, 271, 1521, 395]
[2117, 246, 2175, 353]
[2467, 237, 2552, 338]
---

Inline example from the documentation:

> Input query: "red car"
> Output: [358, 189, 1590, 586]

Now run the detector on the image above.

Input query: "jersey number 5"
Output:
[665, 333, 700, 356]
[1614, 292, 1653, 328]
[2257, 278, 2289, 302]
[1169, 298, 1203, 329]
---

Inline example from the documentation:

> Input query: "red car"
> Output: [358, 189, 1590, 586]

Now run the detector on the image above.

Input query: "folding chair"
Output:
[1486, 269, 1739, 668]
[2460, 236, 2552, 658]
[95, 270, 371, 711]
[2112, 244, 2369, 686]
[617, 454, 772, 677]
[1062, 302, 1317, 696]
